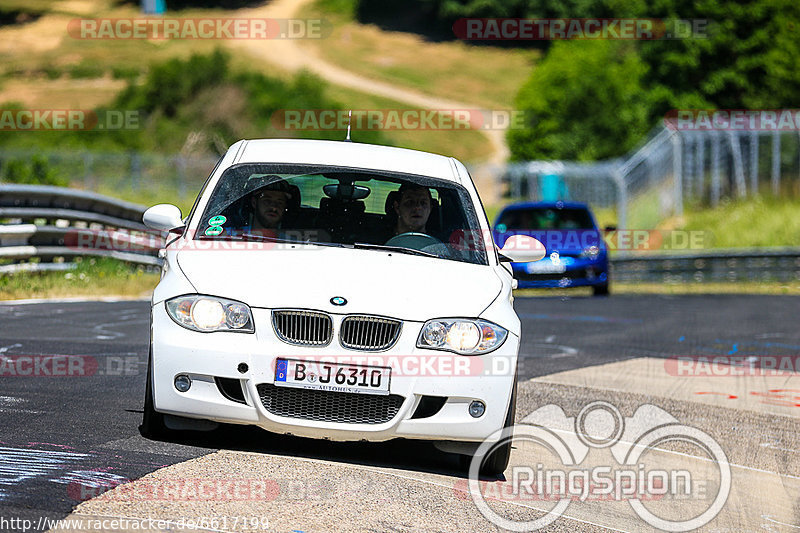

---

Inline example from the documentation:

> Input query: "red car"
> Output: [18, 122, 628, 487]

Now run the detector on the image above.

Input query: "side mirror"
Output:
[143, 204, 185, 232]
[499, 234, 546, 263]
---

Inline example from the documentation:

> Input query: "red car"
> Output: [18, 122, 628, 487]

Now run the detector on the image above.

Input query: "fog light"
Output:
[174, 374, 192, 393]
[469, 400, 485, 418]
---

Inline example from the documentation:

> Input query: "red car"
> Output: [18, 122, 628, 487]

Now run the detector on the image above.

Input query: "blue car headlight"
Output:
[579, 245, 600, 260]
[166, 295, 254, 333]
[417, 319, 508, 355]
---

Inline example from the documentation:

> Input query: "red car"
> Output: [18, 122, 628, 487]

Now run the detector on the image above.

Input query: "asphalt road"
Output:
[0, 295, 798, 532]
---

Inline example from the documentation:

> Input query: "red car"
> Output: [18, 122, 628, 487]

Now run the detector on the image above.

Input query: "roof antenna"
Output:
[344, 110, 352, 142]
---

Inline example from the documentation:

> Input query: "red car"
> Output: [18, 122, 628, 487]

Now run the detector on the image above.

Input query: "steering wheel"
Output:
[384, 232, 443, 251]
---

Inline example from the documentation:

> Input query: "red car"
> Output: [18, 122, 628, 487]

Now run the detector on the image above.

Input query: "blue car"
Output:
[493, 201, 610, 295]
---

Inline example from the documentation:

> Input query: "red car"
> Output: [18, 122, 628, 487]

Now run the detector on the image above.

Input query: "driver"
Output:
[391, 183, 432, 236]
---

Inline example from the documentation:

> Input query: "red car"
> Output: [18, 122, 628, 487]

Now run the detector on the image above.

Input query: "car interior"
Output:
[197, 168, 488, 264]
[214, 178, 464, 247]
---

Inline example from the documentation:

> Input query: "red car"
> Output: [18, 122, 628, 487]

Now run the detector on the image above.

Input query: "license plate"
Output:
[526, 260, 566, 274]
[274, 358, 391, 395]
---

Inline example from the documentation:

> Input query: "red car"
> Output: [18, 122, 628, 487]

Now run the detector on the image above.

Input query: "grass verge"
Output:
[0, 258, 159, 301]
[4, 261, 796, 302]
[676, 195, 800, 248]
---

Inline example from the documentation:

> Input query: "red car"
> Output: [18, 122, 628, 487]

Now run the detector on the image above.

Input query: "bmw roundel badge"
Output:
[330, 296, 347, 306]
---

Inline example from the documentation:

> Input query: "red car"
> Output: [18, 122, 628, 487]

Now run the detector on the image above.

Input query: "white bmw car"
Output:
[141, 139, 544, 475]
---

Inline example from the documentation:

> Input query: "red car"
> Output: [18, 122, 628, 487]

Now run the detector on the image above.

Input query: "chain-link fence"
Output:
[0, 148, 219, 207]
[495, 127, 800, 228]
[3, 128, 800, 229]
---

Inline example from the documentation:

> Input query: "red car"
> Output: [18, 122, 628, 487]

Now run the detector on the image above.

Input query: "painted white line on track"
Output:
[0, 344, 22, 354]
[527, 356, 800, 419]
[760, 442, 800, 455]
[0, 396, 42, 414]
[0, 396, 23, 405]
[762, 515, 800, 529]
[0, 447, 90, 501]
[528, 378, 800, 420]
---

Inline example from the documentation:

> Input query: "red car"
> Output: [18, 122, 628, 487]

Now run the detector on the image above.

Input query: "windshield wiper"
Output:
[353, 242, 439, 258]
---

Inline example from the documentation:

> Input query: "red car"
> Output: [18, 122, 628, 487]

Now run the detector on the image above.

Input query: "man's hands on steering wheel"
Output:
[384, 232, 453, 258]
[385, 232, 442, 250]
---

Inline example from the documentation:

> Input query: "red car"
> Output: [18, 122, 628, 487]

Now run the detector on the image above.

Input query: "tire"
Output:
[475, 377, 517, 478]
[140, 347, 170, 439]
[592, 282, 610, 296]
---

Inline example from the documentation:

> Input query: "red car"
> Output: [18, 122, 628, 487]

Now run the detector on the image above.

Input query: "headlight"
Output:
[579, 245, 600, 260]
[417, 319, 507, 355]
[166, 295, 254, 333]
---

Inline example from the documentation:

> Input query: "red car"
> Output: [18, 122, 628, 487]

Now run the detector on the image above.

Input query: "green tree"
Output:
[1, 156, 67, 186]
[639, 0, 800, 115]
[508, 40, 651, 161]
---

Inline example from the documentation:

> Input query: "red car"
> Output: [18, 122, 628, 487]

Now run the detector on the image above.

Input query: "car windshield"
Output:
[196, 163, 488, 265]
[497, 207, 595, 230]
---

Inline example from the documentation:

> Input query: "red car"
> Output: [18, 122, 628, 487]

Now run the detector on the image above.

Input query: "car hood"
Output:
[176, 246, 501, 320]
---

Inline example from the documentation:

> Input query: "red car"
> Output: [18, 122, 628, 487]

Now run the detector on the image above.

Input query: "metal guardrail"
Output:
[611, 248, 800, 284]
[2, 186, 797, 283]
[502, 126, 800, 230]
[0, 185, 163, 274]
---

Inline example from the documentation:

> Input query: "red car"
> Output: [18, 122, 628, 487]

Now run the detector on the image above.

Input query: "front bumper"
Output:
[150, 304, 518, 443]
[512, 257, 608, 288]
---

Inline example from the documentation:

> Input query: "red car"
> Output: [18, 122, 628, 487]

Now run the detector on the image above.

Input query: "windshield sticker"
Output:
[204, 225, 224, 236]
[208, 215, 226, 226]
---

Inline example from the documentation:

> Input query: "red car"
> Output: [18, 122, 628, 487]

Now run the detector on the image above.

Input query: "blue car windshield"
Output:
[498, 207, 595, 230]
[195, 163, 488, 266]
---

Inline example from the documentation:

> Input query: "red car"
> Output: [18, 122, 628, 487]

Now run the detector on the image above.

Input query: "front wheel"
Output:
[140, 348, 170, 439]
[465, 377, 517, 478]
[593, 282, 610, 296]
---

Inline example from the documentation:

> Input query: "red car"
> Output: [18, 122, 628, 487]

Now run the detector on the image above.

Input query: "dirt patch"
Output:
[0, 14, 69, 54]
[54, 0, 105, 16]
[0, 77, 126, 108]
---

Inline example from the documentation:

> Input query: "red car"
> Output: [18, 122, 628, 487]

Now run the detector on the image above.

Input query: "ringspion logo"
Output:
[468, 401, 730, 531]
